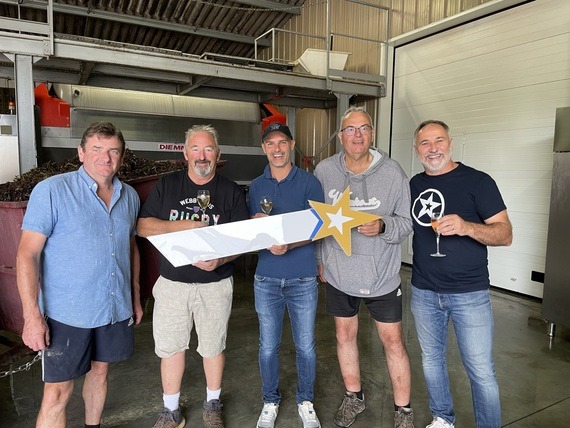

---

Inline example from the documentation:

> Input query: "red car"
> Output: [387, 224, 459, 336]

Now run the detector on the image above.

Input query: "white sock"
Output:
[163, 392, 180, 411]
[206, 387, 221, 402]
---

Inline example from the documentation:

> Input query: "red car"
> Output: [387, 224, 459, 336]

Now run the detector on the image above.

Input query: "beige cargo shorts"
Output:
[152, 275, 233, 358]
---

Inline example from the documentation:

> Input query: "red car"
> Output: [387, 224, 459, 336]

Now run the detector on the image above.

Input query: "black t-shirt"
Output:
[410, 163, 507, 293]
[139, 170, 249, 283]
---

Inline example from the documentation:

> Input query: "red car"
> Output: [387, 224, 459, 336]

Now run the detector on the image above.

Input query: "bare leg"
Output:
[203, 352, 225, 391]
[36, 380, 74, 428]
[375, 321, 411, 406]
[334, 316, 361, 392]
[83, 361, 109, 425]
[161, 351, 186, 394]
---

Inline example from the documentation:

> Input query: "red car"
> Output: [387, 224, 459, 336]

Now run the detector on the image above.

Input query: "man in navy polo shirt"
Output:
[249, 123, 324, 428]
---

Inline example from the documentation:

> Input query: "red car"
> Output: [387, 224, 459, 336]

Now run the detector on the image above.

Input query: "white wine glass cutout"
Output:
[260, 195, 273, 215]
[430, 210, 446, 257]
[197, 190, 210, 223]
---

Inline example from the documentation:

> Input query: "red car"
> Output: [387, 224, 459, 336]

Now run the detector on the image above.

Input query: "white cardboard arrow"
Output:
[147, 209, 321, 267]
[146, 187, 380, 267]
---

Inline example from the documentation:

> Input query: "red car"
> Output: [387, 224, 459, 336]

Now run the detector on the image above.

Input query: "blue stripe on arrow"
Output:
[309, 208, 323, 239]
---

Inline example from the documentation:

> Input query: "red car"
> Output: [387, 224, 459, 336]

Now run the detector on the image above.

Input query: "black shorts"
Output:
[42, 317, 134, 383]
[325, 283, 403, 323]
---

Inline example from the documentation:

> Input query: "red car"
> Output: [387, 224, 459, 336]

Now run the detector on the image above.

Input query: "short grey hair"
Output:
[413, 120, 450, 140]
[185, 124, 219, 148]
[339, 106, 373, 133]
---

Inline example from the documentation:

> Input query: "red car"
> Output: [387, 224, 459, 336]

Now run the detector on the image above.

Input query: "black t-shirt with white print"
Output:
[140, 170, 249, 283]
[410, 163, 506, 293]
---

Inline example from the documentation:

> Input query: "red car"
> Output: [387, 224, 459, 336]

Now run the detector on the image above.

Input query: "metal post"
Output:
[335, 93, 350, 152]
[47, 0, 54, 55]
[14, 54, 38, 173]
[326, 0, 331, 91]
[547, 322, 556, 338]
[271, 28, 276, 62]
[285, 106, 297, 166]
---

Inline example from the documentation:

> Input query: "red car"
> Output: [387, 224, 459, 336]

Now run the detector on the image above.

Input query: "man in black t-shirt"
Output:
[138, 124, 249, 428]
[410, 120, 512, 428]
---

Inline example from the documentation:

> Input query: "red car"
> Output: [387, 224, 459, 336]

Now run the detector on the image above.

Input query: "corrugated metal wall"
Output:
[391, 0, 491, 34]
[271, 0, 493, 166]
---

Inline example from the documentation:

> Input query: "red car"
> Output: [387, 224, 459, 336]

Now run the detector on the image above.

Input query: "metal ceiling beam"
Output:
[0, 31, 51, 56]
[83, 75, 180, 95]
[35, 57, 82, 71]
[264, 97, 334, 109]
[0, 58, 345, 109]
[91, 63, 192, 84]
[231, 0, 301, 14]
[201, 78, 280, 95]
[0, 0, 271, 47]
[45, 37, 383, 98]
[0, 35, 384, 109]
[15, 60, 195, 85]
[0, 64, 80, 84]
[181, 86, 266, 103]
[178, 76, 214, 96]
[186, 86, 331, 109]
[78, 61, 95, 85]
[0, 64, 342, 110]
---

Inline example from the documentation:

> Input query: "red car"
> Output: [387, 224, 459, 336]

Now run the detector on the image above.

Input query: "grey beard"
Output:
[193, 163, 212, 177]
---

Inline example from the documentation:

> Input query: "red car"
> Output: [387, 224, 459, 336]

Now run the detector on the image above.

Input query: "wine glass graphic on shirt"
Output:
[197, 190, 210, 224]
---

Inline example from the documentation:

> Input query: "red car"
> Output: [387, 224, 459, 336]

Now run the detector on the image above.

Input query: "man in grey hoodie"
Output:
[314, 107, 414, 428]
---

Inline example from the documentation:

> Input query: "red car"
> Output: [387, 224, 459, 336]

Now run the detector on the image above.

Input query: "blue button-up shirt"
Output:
[22, 166, 140, 328]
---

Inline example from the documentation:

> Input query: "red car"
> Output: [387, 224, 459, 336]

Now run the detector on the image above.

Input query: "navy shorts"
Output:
[42, 317, 134, 383]
[325, 283, 403, 323]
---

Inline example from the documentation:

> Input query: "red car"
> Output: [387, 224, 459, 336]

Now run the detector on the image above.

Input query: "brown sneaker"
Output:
[394, 407, 414, 428]
[203, 399, 224, 428]
[333, 392, 365, 427]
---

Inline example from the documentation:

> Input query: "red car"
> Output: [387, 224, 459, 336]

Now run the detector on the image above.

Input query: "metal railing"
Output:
[254, 28, 326, 63]
[0, 0, 54, 56]
[253, 0, 390, 89]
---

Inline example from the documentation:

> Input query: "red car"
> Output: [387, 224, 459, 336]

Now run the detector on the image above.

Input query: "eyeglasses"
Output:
[340, 125, 373, 136]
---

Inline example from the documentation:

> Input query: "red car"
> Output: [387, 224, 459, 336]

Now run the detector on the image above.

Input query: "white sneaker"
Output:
[426, 416, 454, 428]
[298, 401, 321, 428]
[257, 403, 279, 428]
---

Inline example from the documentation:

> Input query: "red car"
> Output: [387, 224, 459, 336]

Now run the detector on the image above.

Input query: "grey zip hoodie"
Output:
[314, 148, 412, 297]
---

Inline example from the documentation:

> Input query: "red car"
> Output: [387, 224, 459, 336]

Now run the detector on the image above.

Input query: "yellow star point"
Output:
[309, 187, 380, 256]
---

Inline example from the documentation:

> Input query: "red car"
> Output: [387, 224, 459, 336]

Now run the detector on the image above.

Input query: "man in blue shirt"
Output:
[248, 123, 324, 428]
[17, 122, 142, 428]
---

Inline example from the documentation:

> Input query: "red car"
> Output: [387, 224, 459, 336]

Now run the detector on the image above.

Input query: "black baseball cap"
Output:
[262, 123, 293, 142]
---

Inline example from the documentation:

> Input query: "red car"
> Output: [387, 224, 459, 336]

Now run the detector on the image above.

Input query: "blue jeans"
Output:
[411, 286, 500, 428]
[254, 275, 318, 404]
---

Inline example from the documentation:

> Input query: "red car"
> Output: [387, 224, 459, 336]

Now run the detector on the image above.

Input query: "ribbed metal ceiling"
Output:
[0, 0, 386, 109]
[0, 0, 306, 57]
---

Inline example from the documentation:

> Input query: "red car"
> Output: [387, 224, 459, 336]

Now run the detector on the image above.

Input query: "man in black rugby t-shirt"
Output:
[138, 124, 248, 428]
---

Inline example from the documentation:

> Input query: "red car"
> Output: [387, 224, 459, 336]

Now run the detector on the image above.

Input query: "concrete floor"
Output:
[1, 259, 570, 427]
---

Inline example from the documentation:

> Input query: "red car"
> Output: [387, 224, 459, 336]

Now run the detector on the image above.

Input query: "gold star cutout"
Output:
[309, 187, 380, 256]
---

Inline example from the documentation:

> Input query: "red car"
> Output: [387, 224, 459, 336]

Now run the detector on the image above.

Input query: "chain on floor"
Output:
[0, 351, 42, 379]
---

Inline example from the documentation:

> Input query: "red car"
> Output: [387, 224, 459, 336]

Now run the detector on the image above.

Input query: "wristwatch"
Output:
[380, 222, 386, 234]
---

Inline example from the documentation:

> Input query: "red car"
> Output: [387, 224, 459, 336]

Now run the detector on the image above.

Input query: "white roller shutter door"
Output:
[389, 0, 570, 297]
